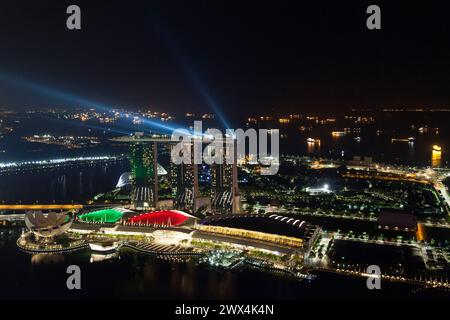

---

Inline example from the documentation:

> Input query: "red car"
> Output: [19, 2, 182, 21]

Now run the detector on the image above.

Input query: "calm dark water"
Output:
[1, 113, 449, 167]
[1, 227, 442, 300]
[1, 115, 450, 299]
[0, 160, 129, 204]
[280, 131, 448, 167]
[0, 164, 447, 299]
[330, 239, 425, 271]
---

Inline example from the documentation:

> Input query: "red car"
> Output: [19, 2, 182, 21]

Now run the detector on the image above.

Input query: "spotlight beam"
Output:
[0, 72, 192, 135]
[161, 32, 232, 129]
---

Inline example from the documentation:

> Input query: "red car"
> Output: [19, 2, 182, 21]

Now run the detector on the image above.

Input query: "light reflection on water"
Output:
[0, 227, 434, 299]
[31, 253, 66, 265]
[431, 150, 442, 168]
[0, 160, 129, 204]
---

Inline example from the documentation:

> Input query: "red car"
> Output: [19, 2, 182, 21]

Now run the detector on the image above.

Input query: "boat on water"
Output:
[306, 138, 320, 143]
[89, 241, 120, 253]
[433, 145, 442, 152]
[90, 252, 119, 263]
[391, 137, 416, 143]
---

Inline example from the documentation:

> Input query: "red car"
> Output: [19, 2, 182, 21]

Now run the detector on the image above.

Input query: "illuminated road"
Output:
[0, 204, 124, 221]
[0, 155, 126, 174]
[0, 204, 83, 221]
[433, 176, 450, 214]
[0, 214, 25, 221]
[314, 266, 450, 288]
[0, 204, 83, 210]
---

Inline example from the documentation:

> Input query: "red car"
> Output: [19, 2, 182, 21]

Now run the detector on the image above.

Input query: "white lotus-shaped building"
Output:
[25, 212, 73, 238]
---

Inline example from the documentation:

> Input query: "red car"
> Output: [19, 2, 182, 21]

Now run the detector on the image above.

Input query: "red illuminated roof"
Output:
[127, 210, 195, 226]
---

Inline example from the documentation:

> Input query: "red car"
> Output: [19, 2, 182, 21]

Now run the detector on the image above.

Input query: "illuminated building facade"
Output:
[169, 142, 199, 212]
[209, 138, 241, 214]
[78, 208, 134, 223]
[111, 134, 165, 210]
[129, 141, 158, 209]
[200, 214, 321, 252]
[126, 210, 196, 226]
[25, 211, 73, 238]
[196, 224, 303, 247]
[112, 134, 240, 215]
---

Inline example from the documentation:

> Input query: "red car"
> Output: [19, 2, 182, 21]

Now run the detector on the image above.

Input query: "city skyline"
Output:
[1, 2, 450, 116]
[2, 0, 450, 306]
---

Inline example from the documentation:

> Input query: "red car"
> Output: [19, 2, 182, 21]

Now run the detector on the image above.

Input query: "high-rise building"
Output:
[210, 138, 241, 213]
[169, 142, 199, 212]
[129, 141, 158, 209]
[112, 134, 240, 214]
[111, 134, 163, 210]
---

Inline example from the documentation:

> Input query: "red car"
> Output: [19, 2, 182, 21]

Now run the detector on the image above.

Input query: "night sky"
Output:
[1, 1, 450, 117]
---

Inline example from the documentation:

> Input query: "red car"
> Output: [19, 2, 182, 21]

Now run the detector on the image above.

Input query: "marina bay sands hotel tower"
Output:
[112, 133, 161, 210]
[112, 133, 241, 214]
[169, 141, 200, 213]
[168, 137, 241, 214]
[209, 138, 241, 214]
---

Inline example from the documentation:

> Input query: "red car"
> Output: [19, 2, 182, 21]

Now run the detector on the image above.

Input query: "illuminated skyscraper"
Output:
[111, 133, 165, 210]
[169, 142, 199, 212]
[210, 138, 241, 213]
[112, 134, 239, 214]
[129, 141, 158, 209]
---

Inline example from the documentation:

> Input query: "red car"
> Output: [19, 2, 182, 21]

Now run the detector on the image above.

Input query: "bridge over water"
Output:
[0, 204, 123, 221]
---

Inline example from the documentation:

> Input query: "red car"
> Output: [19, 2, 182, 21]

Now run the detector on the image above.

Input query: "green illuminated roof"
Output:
[78, 208, 129, 223]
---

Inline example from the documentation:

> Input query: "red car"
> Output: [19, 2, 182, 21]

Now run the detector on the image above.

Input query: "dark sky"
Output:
[0, 1, 450, 117]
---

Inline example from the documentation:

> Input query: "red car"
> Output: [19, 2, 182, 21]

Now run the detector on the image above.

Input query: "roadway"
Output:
[0, 203, 125, 221]
[0, 204, 84, 210]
